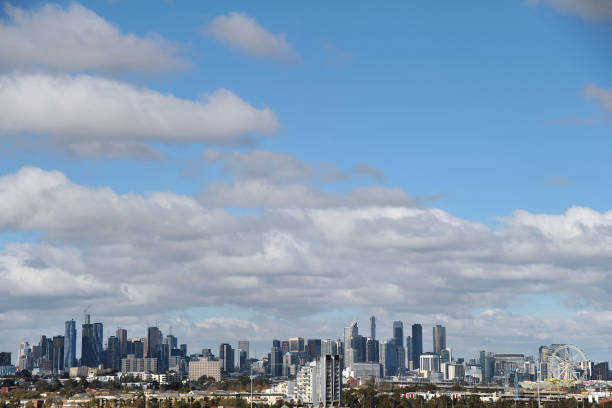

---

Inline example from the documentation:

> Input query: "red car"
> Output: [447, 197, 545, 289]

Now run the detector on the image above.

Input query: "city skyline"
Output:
[0, 0, 611, 367]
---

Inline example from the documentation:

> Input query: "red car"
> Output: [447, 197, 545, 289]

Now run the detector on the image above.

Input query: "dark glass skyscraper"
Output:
[219, 343, 234, 374]
[393, 321, 404, 348]
[147, 326, 162, 359]
[369, 315, 376, 340]
[411, 324, 423, 369]
[105, 336, 120, 371]
[81, 314, 95, 367]
[52, 335, 64, 374]
[93, 322, 103, 366]
[64, 319, 76, 370]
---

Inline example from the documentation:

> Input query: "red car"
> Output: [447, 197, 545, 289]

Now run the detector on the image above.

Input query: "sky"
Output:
[0, 0, 611, 364]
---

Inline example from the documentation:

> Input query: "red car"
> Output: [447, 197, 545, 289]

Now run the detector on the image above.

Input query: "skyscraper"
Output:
[64, 319, 76, 370]
[369, 315, 376, 340]
[147, 326, 162, 359]
[93, 322, 103, 366]
[105, 336, 120, 371]
[393, 321, 404, 348]
[81, 314, 96, 367]
[238, 340, 250, 360]
[433, 325, 446, 355]
[289, 337, 305, 353]
[52, 336, 64, 374]
[411, 324, 423, 369]
[306, 339, 321, 360]
[405, 336, 412, 369]
[270, 340, 283, 377]
[343, 321, 358, 368]
[116, 328, 128, 358]
[219, 343, 234, 375]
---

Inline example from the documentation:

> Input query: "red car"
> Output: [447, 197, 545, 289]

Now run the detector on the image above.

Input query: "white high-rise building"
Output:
[420, 352, 441, 373]
[296, 362, 315, 403]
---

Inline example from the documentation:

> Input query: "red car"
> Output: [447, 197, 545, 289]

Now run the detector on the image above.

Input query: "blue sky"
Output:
[0, 0, 611, 362]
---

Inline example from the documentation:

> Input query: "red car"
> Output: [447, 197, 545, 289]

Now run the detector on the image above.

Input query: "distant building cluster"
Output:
[2, 313, 611, 406]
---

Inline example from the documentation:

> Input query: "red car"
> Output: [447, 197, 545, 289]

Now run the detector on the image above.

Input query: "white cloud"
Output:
[528, 0, 612, 21]
[1, 167, 612, 360]
[0, 73, 279, 156]
[204, 11, 298, 62]
[0, 2, 188, 73]
[584, 83, 612, 112]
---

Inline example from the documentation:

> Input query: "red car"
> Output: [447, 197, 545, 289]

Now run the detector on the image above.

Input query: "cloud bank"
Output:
[1, 167, 611, 359]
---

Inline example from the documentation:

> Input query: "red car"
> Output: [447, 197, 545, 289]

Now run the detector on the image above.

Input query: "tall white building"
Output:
[344, 322, 358, 368]
[296, 362, 315, 403]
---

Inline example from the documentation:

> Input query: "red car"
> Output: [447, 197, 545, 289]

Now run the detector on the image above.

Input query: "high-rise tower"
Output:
[393, 321, 403, 348]
[433, 325, 446, 355]
[411, 324, 423, 369]
[64, 319, 76, 370]
[369, 315, 376, 340]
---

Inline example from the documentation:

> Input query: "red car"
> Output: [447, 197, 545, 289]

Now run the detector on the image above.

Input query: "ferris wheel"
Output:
[548, 344, 588, 381]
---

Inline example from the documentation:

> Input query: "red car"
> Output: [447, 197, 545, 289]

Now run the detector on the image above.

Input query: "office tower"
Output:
[93, 322, 103, 366]
[411, 324, 423, 369]
[201, 348, 213, 359]
[147, 327, 162, 359]
[405, 336, 412, 369]
[39, 335, 52, 360]
[352, 335, 367, 363]
[64, 320, 76, 369]
[237, 340, 249, 371]
[380, 339, 397, 376]
[165, 334, 178, 350]
[281, 341, 290, 355]
[238, 340, 249, 360]
[344, 321, 358, 368]
[0, 352, 10, 366]
[105, 336, 120, 371]
[480, 350, 495, 383]
[433, 325, 446, 355]
[127, 339, 144, 358]
[289, 337, 305, 353]
[17, 342, 31, 371]
[313, 354, 342, 407]
[370, 315, 376, 340]
[365, 338, 379, 363]
[51, 336, 64, 374]
[270, 341, 283, 377]
[180, 344, 187, 356]
[320, 339, 337, 356]
[116, 328, 128, 358]
[306, 339, 321, 360]
[219, 343, 234, 374]
[81, 314, 96, 367]
[441, 347, 452, 363]
[159, 343, 170, 372]
[396, 346, 406, 373]
[393, 321, 404, 348]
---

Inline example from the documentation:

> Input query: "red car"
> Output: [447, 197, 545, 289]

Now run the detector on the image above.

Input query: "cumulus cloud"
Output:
[204, 11, 298, 62]
[0, 2, 188, 73]
[528, 0, 612, 21]
[0, 73, 279, 156]
[1, 167, 612, 359]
